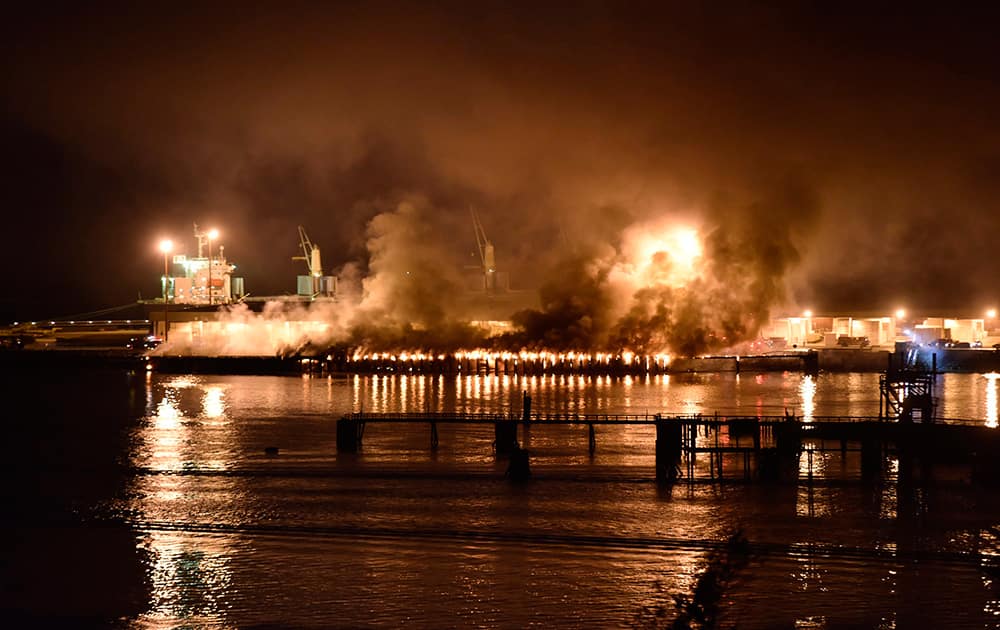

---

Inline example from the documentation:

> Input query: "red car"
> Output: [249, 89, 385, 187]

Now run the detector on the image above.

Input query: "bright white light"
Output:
[988, 308, 997, 319]
[803, 310, 813, 318]
[674, 228, 701, 264]
[630, 224, 703, 289]
[895, 308, 906, 319]
[158, 239, 173, 254]
[208, 228, 219, 240]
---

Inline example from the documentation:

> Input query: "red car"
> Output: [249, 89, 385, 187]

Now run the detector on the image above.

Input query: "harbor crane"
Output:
[292, 225, 336, 298]
[471, 208, 497, 293]
[293, 225, 323, 278]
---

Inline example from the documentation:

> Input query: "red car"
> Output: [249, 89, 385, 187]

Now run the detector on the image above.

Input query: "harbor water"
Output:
[5, 367, 1000, 627]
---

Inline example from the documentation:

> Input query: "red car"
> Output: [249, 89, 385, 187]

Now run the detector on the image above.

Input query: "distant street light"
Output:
[988, 308, 997, 320]
[158, 239, 173, 341]
[895, 308, 906, 320]
[207, 229, 219, 305]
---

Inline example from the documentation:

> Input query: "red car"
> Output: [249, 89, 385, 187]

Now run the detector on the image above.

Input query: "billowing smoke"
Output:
[159, 181, 817, 357]
[504, 182, 818, 356]
[159, 300, 346, 357]
[159, 198, 492, 356]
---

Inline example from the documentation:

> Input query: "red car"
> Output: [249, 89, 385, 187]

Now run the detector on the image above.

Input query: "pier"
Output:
[336, 411, 1000, 485]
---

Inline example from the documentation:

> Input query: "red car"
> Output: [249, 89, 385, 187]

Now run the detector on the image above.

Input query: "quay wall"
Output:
[816, 349, 890, 372]
[914, 347, 1000, 373]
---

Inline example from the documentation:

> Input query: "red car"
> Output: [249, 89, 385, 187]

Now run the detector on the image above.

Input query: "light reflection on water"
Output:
[202, 386, 226, 420]
[121, 371, 1000, 627]
[139, 531, 235, 626]
[985, 373, 999, 428]
[796, 447, 833, 518]
[142, 376, 238, 473]
[800, 374, 816, 422]
[197, 371, 1000, 421]
[881, 458, 899, 520]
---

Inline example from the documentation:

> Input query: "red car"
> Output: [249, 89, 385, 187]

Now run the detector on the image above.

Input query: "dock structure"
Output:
[336, 411, 1000, 485]
[880, 350, 937, 422]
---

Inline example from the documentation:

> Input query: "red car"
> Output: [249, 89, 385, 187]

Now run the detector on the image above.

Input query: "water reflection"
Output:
[134, 377, 246, 623]
[139, 531, 234, 626]
[203, 386, 226, 420]
[985, 373, 999, 428]
[789, 542, 827, 593]
[116, 371, 1000, 626]
[155, 394, 182, 429]
[142, 370, 1000, 425]
[142, 377, 236, 472]
[800, 375, 816, 422]
[881, 458, 899, 520]
[796, 448, 831, 518]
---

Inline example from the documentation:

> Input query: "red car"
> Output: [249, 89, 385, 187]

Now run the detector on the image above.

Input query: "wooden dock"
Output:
[335, 411, 1000, 484]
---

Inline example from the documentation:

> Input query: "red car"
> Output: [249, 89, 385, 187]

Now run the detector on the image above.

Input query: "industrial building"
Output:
[761, 314, 897, 348]
[762, 311, 998, 349]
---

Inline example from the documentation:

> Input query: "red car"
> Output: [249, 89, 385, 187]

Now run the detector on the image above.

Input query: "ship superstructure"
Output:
[166, 224, 244, 305]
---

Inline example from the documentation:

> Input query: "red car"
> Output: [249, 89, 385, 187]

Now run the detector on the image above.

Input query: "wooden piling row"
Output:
[337, 355, 673, 376]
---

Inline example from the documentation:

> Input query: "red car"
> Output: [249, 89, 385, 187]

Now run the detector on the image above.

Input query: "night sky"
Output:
[2, 2, 999, 323]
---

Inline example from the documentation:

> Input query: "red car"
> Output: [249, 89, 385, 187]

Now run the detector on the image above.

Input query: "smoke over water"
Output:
[158, 185, 817, 358]
[8, 5, 992, 328]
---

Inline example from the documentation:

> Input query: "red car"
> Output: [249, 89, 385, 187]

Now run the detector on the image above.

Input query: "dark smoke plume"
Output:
[495, 182, 819, 356]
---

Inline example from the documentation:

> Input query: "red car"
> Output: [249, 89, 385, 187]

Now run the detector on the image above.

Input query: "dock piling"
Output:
[336, 417, 361, 453]
[655, 417, 682, 483]
[861, 437, 881, 480]
[495, 419, 519, 455]
[506, 446, 531, 480]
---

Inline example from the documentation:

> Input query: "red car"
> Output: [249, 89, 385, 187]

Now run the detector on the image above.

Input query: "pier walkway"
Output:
[336, 411, 1000, 484]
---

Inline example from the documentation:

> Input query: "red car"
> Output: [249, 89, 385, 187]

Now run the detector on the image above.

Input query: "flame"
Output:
[626, 222, 703, 288]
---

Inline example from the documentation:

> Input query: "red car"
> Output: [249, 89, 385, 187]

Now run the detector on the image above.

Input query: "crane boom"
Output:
[470, 209, 495, 271]
[470, 208, 497, 292]
[292, 225, 322, 277]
